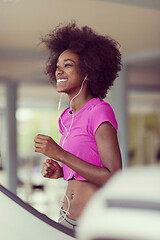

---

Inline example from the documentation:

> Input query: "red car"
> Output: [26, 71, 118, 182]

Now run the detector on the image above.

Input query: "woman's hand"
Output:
[41, 159, 63, 179]
[34, 134, 63, 160]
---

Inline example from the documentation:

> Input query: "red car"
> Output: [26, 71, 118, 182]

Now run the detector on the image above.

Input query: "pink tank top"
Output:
[58, 98, 117, 181]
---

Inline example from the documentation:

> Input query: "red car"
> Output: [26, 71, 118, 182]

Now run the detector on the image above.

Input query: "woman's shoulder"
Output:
[58, 107, 70, 133]
[88, 98, 118, 132]
[59, 107, 70, 119]
[89, 98, 114, 114]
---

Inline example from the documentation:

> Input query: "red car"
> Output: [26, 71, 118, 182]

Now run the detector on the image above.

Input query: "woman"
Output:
[34, 22, 122, 230]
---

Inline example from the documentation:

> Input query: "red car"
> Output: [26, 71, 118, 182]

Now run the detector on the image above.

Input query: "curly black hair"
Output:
[42, 22, 122, 99]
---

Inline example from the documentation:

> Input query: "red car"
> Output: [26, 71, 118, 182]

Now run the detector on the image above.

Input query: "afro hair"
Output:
[42, 21, 122, 99]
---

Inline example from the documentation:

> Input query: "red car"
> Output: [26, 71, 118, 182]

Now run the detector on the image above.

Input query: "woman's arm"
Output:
[95, 121, 122, 175]
[34, 122, 122, 186]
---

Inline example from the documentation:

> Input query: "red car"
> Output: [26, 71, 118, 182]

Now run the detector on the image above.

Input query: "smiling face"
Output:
[55, 49, 85, 95]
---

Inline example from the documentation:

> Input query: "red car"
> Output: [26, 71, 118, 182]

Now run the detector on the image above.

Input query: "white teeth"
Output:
[57, 79, 67, 83]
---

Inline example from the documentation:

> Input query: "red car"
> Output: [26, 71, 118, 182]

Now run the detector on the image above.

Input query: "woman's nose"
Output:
[56, 66, 64, 75]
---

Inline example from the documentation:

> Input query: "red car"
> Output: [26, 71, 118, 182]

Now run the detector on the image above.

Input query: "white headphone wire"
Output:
[57, 74, 88, 222]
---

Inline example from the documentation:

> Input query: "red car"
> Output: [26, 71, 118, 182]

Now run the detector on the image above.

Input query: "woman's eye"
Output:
[65, 63, 72, 67]
[55, 63, 73, 70]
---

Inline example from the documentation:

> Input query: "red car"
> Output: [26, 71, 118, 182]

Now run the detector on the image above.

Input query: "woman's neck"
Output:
[69, 93, 93, 114]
